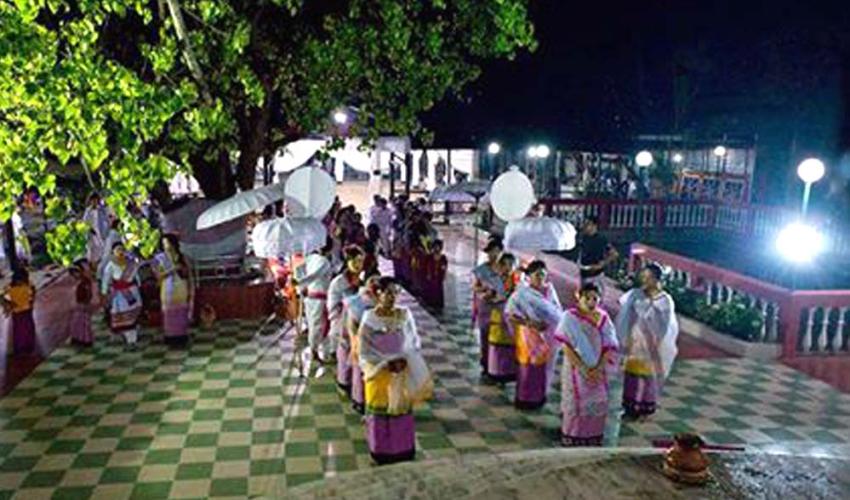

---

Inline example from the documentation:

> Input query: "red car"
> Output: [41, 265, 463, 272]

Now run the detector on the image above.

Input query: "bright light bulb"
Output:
[333, 111, 348, 124]
[797, 158, 825, 184]
[713, 145, 727, 157]
[487, 142, 501, 155]
[635, 150, 653, 167]
[527, 146, 538, 158]
[536, 145, 551, 158]
[776, 222, 825, 263]
[672, 153, 684, 164]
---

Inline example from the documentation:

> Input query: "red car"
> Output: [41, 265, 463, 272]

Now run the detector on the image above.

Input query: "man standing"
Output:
[295, 239, 334, 362]
[577, 216, 618, 291]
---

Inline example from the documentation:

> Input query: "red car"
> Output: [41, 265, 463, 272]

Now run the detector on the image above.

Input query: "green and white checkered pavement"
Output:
[0, 255, 847, 499]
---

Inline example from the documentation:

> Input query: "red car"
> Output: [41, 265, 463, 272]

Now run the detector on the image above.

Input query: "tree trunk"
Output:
[235, 103, 272, 192]
[192, 149, 235, 200]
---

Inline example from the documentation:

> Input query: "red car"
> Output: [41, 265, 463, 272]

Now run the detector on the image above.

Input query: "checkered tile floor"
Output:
[0, 234, 847, 498]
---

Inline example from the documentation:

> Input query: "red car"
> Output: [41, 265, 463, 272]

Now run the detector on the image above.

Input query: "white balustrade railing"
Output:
[797, 306, 850, 354]
[680, 277, 782, 345]
[544, 199, 850, 258]
[609, 203, 656, 229]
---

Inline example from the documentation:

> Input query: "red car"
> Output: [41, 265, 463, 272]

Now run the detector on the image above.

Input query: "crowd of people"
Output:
[2, 185, 681, 463]
[1, 192, 190, 356]
[292, 195, 438, 464]
[472, 236, 679, 446]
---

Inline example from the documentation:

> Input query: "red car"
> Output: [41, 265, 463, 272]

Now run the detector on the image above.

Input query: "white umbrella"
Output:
[196, 183, 301, 231]
[284, 166, 336, 218]
[504, 216, 577, 252]
[251, 217, 327, 258]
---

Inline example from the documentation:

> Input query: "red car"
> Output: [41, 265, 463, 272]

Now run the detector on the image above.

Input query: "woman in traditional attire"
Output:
[505, 260, 562, 409]
[423, 239, 448, 310]
[100, 242, 143, 348]
[69, 259, 95, 346]
[154, 234, 194, 345]
[555, 283, 619, 446]
[472, 239, 504, 374]
[617, 263, 678, 419]
[358, 277, 432, 464]
[346, 272, 380, 414]
[328, 245, 365, 395]
[2, 267, 36, 355]
[485, 252, 519, 382]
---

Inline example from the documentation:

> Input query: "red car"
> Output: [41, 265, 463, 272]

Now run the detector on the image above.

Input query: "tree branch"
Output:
[164, 0, 212, 103]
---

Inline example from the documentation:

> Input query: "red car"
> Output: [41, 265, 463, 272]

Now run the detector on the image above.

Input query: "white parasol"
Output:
[284, 166, 336, 218]
[490, 167, 535, 222]
[504, 216, 577, 252]
[251, 217, 327, 258]
[196, 183, 300, 231]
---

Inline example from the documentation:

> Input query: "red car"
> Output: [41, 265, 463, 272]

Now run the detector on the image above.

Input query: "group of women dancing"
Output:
[69, 194, 194, 350]
[473, 237, 679, 446]
[295, 242, 433, 465]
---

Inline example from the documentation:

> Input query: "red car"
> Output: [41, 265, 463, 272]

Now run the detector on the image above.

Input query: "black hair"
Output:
[374, 276, 397, 293]
[11, 267, 29, 284]
[111, 241, 125, 251]
[523, 259, 547, 275]
[584, 215, 600, 226]
[579, 282, 601, 296]
[498, 252, 516, 266]
[484, 239, 504, 252]
[432, 239, 444, 249]
[320, 236, 334, 254]
[343, 245, 365, 260]
[161, 233, 184, 261]
[643, 262, 664, 281]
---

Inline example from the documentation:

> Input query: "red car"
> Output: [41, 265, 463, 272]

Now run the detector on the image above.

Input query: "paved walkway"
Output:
[0, 229, 847, 498]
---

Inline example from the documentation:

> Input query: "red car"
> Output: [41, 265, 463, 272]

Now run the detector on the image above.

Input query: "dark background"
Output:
[422, 0, 850, 208]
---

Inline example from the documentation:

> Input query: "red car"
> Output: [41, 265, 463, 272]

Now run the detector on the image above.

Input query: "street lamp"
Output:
[672, 153, 684, 164]
[635, 150, 653, 167]
[776, 221, 825, 264]
[713, 145, 727, 158]
[333, 110, 348, 124]
[536, 145, 551, 159]
[797, 158, 825, 216]
[487, 142, 501, 155]
[527, 145, 539, 158]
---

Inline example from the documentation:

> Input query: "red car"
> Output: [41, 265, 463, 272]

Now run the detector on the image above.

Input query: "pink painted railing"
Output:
[540, 198, 850, 255]
[629, 243, 850, 359]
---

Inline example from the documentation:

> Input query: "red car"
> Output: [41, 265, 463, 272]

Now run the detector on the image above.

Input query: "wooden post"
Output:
[389, 153, 396, 200]
[404, 153, 412, 196]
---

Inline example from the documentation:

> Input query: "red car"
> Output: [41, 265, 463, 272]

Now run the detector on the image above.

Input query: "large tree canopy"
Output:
[1, 0, 535, 263]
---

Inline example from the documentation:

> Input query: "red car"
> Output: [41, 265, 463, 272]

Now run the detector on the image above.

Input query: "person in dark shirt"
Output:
[577, 216, 618, 289]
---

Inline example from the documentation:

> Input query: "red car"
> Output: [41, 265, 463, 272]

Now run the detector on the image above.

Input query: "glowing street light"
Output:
[672, 153, 684, 164]
[333, 110, 348, 125]
[713, 145, 727, 157]
[797, 158, 825, 184]
[776, 221, 825, 264]
[796, 157, 825, 217]
[487, 142, 501, 155]
[536, 145, 551, 158]
[527, 146, 539, 158]
[635, 150, 653, 167]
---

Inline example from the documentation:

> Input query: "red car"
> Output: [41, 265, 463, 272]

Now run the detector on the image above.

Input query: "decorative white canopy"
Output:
[504, 216, 577, 252]
[251, 217, 327, 258]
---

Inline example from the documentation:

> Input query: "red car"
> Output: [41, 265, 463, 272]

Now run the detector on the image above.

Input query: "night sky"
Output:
[422, 0, 850, 161]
